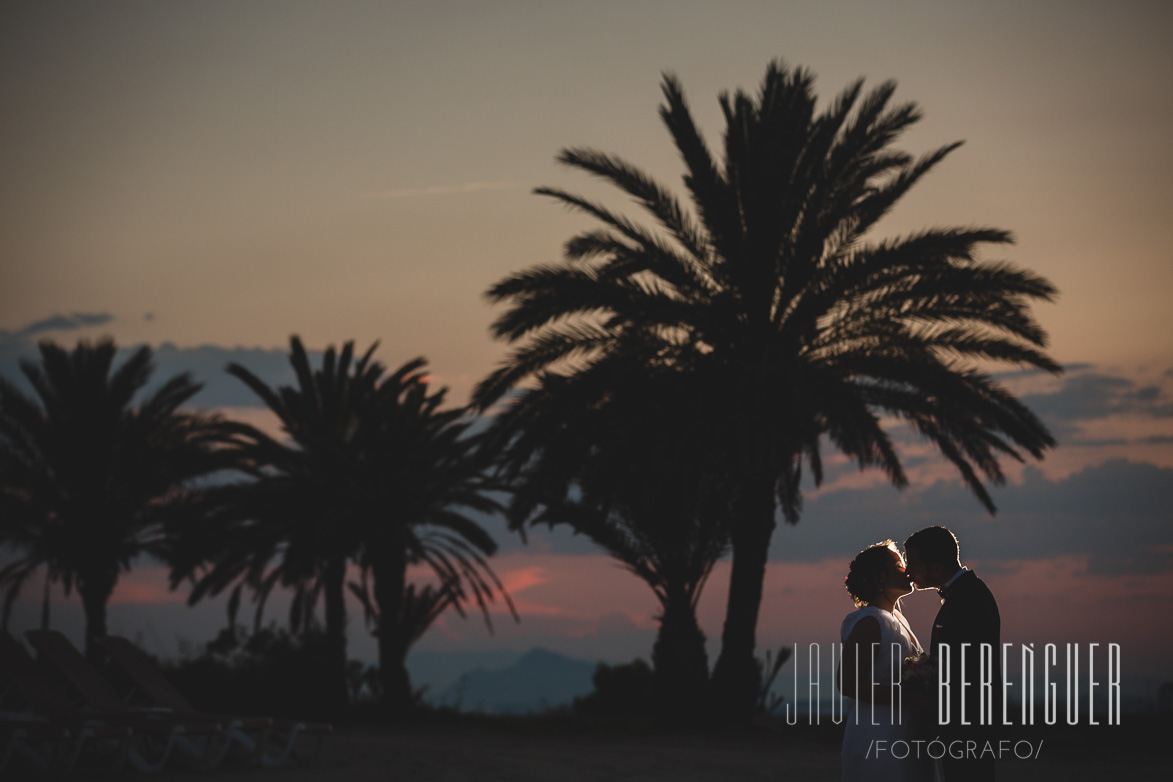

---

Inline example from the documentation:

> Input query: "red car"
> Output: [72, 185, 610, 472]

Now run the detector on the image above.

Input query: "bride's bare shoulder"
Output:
[842, 608, 882, 643]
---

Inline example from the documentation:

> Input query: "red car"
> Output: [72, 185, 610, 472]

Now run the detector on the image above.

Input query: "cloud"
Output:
[366, 181, 525, 199]
[15, 312, 114, 337]
[0, 337, 303, 408]
[0, 313, 118, 392]
[992, 362, 1092, 382]
[4, 333, 1169, 579]
[1, 312, 113, 361]
[772, 458, 1173, 575]
[466, 368, 1173, 564]
[108, 568, 188, 606]
[1, 334, 482, 411]
[149, 342, 463, 410]
[149, 342, 300, 407]
[4, 311, 114, 340]
[499, 566, 552, 594]
[16, 338, 1156, 439]
[1022, 369, 1173, 423]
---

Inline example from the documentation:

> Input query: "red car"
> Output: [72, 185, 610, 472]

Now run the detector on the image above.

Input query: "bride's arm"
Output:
[837, 616, 893, 705]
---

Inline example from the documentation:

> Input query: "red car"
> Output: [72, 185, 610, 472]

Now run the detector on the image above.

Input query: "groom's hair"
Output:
[903, 526, 960, 565]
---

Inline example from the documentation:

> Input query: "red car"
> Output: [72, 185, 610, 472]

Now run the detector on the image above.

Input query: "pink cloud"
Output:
[108, 567, 186, 606]
[425, 552, 660, 645]
[499, 565, 552, 595]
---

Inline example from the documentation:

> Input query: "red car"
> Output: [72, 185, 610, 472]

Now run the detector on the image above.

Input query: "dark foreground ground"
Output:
[147, 715, 1170, 782]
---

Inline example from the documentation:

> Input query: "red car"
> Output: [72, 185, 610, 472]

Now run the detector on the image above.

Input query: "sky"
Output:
[2, 1, 1172, 698]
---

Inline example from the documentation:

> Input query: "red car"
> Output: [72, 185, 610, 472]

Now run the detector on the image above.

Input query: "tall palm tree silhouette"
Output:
[0, 339, 241, 661]
[474, 60, 1059, 720]
[174, 337, 512, 714]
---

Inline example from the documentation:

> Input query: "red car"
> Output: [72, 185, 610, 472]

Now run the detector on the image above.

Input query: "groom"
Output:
[904, 526, 1000, 782]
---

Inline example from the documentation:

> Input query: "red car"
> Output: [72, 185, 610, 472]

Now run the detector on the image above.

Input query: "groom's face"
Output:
[903, 546, 934, 590]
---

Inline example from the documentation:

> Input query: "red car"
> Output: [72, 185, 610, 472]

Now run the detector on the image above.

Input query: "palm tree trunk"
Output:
[323, 555, 350, 712]
[652, 585, 710, 722]
[41, 578, 51, 631]
[79, 570, 116, 664]
[371, 543, 412, 715]
[710, 472, 777, 723]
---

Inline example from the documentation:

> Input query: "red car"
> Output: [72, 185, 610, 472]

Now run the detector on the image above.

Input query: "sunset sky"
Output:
[2, 1, 1171, 698]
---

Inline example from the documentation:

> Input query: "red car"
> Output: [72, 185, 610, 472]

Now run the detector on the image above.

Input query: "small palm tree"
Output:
[491, 365, 729, 714]
[0, 339, 240, 661]
[475, 60, 1059, 719]
[348, 364, 516, 713]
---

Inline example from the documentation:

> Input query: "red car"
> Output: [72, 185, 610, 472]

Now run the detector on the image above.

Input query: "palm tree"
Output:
[348, 364, 516, 713]
[173, 337, 382, 711]
[473, 60, 1059, 720]
[490, 364, 730, 714]
[0, 339, 241, 661]
[173, 337, 513, 714]
[349, 574, 492, 708]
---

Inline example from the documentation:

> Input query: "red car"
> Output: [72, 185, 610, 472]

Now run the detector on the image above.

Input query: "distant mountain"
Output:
[406, 649, 523, 694]
[429, 647, 597, 714]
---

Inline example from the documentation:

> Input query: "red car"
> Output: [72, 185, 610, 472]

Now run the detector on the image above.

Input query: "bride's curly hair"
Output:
[845, 540, 900, 607]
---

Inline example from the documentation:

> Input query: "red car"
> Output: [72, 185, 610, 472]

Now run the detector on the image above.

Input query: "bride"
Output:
[838, 540, 935, 782]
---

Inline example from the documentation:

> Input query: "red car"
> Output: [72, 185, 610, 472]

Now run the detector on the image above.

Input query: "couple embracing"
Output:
[839, 526, 1000, 782]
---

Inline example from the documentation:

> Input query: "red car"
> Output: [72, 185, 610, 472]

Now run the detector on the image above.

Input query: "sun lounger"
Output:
[0, 632, 211, 773]
[1, 717, 73, 778]
[0, 712, 139, 778]
[24, 629, 231, 770]
[0, 634, 136, 775]
[97, 634, 332, 766]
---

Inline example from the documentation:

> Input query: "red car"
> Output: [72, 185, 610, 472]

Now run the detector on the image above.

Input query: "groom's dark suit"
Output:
[930, 569, 1000, 782]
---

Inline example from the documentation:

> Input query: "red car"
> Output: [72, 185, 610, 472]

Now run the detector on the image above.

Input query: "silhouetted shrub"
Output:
[755, 644, 793, 715]
[573, 658, 656, 719]
[156, 625, 341, 720]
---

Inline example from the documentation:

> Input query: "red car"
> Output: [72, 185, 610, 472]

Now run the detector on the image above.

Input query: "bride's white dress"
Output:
[840, 606, 934, 782]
